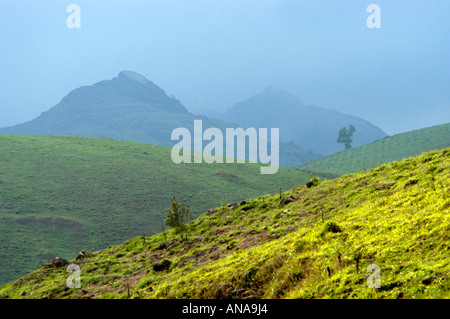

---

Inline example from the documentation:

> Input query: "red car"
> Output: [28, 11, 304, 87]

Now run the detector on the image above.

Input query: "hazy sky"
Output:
[0, 0, 449, 135]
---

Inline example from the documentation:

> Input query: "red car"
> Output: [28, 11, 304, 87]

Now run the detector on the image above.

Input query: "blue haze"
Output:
[0, 0, 449, 135]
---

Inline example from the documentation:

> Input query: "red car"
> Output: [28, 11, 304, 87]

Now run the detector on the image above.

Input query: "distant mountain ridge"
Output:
[0, 71, 192, 142]
[0, 71, 320, 166]
[220, 86, 388, 155]
[49, 70, 189, 115]
[1, 71, 388, 163]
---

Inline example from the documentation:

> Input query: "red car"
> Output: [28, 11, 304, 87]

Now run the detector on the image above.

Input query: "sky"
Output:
[0, 0, 449, 136]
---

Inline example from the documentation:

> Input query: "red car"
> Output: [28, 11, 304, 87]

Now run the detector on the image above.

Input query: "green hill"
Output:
[300, 123, 450, 177]
[0, 71, 193, 142]
[0, 71, 320, 167]
[1, 147, 448, 299]
[0, 134, 308, 285]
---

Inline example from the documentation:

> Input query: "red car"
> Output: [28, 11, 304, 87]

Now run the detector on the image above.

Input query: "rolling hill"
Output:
[0, 71, 320, 167]
[1, 147, 448, 299]
[0, 71, 223, 146]
[0, 134, 308, 285]
[300, 123, 450, 177]
[220, 86, 387, 155]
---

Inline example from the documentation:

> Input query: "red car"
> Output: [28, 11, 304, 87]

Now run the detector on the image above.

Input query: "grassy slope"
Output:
[300, 123, 450, 177]
[0, 134, 307, 285]
[1, 148, 448, 299]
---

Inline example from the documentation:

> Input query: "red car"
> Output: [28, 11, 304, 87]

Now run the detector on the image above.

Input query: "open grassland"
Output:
[1, 148, 448, 299]
[0, 134, 307, 285]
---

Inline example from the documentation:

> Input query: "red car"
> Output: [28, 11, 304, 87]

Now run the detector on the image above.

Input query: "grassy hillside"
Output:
[300, 123, 450, 177]
[0, 71, 319, 167]
[1, 147, 448, 299]
[0, 134, 307, 285]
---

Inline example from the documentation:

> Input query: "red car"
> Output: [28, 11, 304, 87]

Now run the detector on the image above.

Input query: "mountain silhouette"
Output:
[0, 72, 320, 166]
[221, 86, 387, 155]
[0, 71, 223, 146]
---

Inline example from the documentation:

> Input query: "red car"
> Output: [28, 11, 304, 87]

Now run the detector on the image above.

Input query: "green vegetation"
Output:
[1, 147, 448, 299]
[301, 122, 450, 177]
[0, 134, 308, 285]
[0, 72, 320, 167]
[337, 125, 356, 150]
[165, 196, 192, 240]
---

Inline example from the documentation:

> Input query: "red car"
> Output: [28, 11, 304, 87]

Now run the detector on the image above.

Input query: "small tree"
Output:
[165, 195, 192, 239]
[337, 125, 356, 149]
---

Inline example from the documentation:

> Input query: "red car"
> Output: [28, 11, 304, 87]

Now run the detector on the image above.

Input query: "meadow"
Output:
[1, 147, 448, 299]
[0, 134, 307, 285]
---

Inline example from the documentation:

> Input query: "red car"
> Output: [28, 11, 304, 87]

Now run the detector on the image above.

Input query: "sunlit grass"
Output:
[0, 147, 448, 299]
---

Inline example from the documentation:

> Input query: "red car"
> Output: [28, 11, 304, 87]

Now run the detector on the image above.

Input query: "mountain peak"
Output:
[118, 71, 152, 86]
[262, 86, 303, 105]
[264, 85, 288, 95]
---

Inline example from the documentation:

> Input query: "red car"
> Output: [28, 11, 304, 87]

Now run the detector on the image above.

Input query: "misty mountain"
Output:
[0, 71, 212, 146]
[0, 71, 320, 166]
[220, 86, 388, 155]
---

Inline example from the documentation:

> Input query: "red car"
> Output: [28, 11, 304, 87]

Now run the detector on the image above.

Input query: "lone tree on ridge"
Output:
[337, 125, 356, 150]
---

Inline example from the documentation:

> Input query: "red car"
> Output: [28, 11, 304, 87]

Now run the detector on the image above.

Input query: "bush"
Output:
[165, 196, 192, 239]
[320, 221, 342, 235]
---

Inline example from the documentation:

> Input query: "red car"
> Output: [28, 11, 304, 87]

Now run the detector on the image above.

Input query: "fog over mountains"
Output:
[0, 71, 387, 164]
[222, 86, 387, 155]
